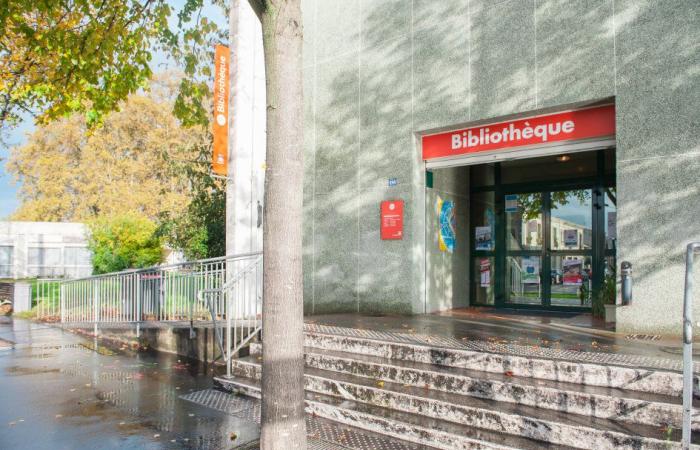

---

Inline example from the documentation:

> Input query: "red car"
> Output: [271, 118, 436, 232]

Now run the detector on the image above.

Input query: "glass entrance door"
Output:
[549, 190, 593, 307]
[505, 192, 544, 306]
[503, 189, 593, 308]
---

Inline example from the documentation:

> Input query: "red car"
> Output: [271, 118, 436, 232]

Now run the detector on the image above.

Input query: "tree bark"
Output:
[255, 0, 307, 448]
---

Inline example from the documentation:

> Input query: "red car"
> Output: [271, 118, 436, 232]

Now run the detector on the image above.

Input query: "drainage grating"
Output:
[625, 334, 661, 341]
[181, 389, 423, 450]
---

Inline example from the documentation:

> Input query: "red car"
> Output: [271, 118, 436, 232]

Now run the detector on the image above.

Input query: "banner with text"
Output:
[422, 104, 615, 160]
[212, 44, 230, 176]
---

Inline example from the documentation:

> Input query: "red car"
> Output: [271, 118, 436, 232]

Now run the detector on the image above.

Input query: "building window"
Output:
[28, 247, 62, 277]
[0, 246, 12, 278]
[64, 247, 92, 278]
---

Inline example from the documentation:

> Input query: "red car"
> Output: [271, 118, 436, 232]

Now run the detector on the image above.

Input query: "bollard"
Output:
[682, 242, 700, 449]
[621, 261, 632, 305]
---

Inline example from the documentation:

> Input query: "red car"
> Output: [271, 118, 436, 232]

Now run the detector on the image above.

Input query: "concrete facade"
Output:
[299, 0, 699, 334]
[0, 222, 92, 279]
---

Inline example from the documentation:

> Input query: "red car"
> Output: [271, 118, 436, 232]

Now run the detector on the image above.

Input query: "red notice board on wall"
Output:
[380, 200, 404, 240]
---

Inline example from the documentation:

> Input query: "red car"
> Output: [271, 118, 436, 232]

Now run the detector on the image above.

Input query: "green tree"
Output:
[88, 213, 163, 274]
[157, 140, 226, 260]
[0, 0, 174, 134]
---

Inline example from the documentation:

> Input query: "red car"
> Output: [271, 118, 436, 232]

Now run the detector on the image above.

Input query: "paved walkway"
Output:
[306, 308, 699, 366]
[0, 317, 259, 449]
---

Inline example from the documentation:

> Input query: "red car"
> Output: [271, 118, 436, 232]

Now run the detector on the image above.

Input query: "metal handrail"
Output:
[197, 254, 263, 378]
[682, 242, 700, 449]
[198, 288, 227, 362]
[65, 251, 262, 282]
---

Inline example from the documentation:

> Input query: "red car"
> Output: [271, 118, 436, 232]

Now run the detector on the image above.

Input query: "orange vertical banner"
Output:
[212, 44, 229, 176]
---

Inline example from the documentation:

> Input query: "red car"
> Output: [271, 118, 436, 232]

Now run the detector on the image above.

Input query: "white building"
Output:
[0, 222, 92, 279]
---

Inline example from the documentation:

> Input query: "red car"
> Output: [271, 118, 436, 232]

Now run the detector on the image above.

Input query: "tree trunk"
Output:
[256, 0, 307, 448]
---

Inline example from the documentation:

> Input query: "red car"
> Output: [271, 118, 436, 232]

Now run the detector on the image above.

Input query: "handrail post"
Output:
[226, 285, 232, 378]
[60, 283, 65, 324]
[682, 242, 700, 449]
[135, 273, 141, 338]
[93, 279, 99, 336]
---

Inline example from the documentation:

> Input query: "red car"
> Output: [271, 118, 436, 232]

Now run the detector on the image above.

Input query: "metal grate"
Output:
[181, 390, 423, 450]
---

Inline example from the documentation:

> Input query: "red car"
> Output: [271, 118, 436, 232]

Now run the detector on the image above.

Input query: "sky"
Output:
[0, 116, 32, 219]
[0, 0, 227, 220]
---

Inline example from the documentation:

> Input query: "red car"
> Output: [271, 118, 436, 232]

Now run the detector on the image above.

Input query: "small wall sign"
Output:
[380, 200, 404, 240]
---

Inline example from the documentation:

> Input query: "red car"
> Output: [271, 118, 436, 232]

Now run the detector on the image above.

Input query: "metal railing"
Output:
[39, 253, 261, 324]
[682, 242, 700, 449]
[32, 279, 62, 319]
[199, 254, 263, 378]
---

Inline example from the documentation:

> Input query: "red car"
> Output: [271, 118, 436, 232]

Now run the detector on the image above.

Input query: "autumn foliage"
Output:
[7, 81, 206, 222]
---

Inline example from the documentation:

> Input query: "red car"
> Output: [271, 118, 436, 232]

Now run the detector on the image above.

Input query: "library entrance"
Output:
[421, 104, 617, 313]
[470, 149, 617, 311]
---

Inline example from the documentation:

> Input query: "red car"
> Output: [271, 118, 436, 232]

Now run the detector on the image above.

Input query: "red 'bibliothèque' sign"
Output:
[422, 104, 615, 160]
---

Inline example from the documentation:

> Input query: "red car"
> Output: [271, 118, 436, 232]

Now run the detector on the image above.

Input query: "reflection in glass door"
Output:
[503, 189, 594, 308]
[549, 190, 593, 307]
[505, 192, 544, 306]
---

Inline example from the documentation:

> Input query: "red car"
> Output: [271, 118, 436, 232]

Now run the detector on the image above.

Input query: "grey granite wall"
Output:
[302, 0, 699, 331]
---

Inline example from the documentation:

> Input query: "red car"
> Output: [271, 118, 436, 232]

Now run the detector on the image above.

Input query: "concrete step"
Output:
[224, 356, 696, 449]
[247, 342, 700, 431]
[215, 375, 574, 450]
[299, 330, 699, 398]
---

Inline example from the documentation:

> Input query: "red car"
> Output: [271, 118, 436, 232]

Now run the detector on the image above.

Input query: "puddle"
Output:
[6, 365, 61, 376]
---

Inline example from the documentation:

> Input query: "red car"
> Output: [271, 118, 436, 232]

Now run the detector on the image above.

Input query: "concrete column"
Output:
[226, 0, 266, 262]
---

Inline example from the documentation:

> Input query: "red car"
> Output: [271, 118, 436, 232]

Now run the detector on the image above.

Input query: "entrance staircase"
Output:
[215, 324, 700, 449]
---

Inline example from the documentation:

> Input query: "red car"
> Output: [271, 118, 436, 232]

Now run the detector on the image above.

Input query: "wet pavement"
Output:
[306, 308, 700, 360]
[0, 317, 259, 450]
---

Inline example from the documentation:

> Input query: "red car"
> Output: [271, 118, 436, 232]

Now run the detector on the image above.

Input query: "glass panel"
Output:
[0, 246, 11, 277]
[471, 192, 495, 252]
[64, 247, 91, 266]
[506, 193, 543, 251]
[64, 247, 77, 266]
[501, 152, 597, 184]
[601, 255, 617, 304]
[43, 248, 61, 266]
[0, 246, 12, 265]
[473, 257, 495, 305]
[550, 189, 592, 250]
[28, 247, 41, 266]
[604, 188, 617, 251]
[506, 256, 542, 305]
[550, 255, 592, 307]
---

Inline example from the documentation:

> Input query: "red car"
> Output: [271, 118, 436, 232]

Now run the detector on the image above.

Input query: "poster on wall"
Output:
[380, 200, 404, 240]
[475, 226, 493, 251]
[480, 259, 491, 287]
[564, 229, 578, 247]
[563, 259, 583, 286]
[437, 197, 455, 253]
[521, 257, 540, 284]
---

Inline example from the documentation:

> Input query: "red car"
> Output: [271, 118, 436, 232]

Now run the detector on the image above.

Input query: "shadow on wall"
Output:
[304, 0, 700, 322]
[305, 0, 480, 316]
